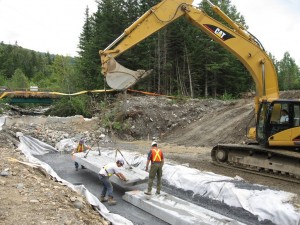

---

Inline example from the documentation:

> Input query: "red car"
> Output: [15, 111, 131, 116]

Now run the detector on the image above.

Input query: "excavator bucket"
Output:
[105, 58, 152, 90]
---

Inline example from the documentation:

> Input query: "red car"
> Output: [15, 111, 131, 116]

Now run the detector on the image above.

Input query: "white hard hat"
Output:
[151, 141, 157, 146]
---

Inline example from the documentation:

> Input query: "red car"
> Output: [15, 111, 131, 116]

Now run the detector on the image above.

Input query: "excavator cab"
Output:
[257, 100, 300, 147]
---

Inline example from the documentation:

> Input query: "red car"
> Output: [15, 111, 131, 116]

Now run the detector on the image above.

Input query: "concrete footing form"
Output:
[123, 190, 245, 225]
[73, 151, 148, 186]
[74, 151, 245, 225]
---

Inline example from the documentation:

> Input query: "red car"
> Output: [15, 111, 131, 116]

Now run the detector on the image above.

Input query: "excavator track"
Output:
[211, 144, 300, 184]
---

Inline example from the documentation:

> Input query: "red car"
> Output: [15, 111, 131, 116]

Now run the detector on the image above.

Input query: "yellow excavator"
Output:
[99, 0, 300, 182]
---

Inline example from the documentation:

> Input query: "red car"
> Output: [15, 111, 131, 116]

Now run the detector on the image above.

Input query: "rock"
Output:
[29, 199, 40, 203]
[0, 171, 9, 176]
[73, 200, 83, 209]
[16, 183, 24, 189]
[70, 196, 77, 202]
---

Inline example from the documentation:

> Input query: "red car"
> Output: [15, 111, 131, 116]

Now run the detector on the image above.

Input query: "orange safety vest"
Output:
[150, 148, 162, 162]
[76, 144, 84, 153]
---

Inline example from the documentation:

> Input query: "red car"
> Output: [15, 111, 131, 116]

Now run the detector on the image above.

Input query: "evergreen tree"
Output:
[49, 56, 75, 93]
[77, 6, 102, 90]
[278, 52, 300, 90]
[7, 69, 29, 90]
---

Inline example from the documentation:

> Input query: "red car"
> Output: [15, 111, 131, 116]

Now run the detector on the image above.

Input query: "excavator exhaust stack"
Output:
[105, 58, 152, 90]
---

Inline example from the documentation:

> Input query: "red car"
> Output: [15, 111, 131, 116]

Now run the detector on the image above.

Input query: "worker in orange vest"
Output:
[73, 139, 91, 171]
[144, 141, 164, 195]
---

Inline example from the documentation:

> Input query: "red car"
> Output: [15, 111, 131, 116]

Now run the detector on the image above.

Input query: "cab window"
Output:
[293, 104, 300, 127]
[270, 103, 289, 124]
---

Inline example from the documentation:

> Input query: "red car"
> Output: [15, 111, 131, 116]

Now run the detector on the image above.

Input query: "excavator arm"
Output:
[99, 0, 279, 113]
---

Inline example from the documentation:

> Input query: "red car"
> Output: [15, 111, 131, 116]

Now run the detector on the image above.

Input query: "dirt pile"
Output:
[101, 94, 254, 146]
[3, 94, 255, 148]
[101, 91, 297, 147]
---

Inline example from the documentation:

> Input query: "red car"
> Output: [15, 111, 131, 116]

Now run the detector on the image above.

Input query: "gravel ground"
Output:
[0, 132, 108, 225]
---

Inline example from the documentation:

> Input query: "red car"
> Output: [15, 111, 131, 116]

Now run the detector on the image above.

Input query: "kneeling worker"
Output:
[98, 159, 127, 205]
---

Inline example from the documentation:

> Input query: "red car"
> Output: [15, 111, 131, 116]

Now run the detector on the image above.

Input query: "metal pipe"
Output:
[205, 0, 214, 7]
[104, 33, 126, 51]
[262, 63, 266, 96]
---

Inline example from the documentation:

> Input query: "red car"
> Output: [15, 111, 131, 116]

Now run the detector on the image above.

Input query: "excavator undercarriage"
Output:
[211, 144, 300, 183]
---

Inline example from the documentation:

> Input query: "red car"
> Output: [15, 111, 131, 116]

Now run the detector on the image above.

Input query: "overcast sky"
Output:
[0, 0, 299, 65]
[229, 0, 300, 65]
[0, 0, 97, 56]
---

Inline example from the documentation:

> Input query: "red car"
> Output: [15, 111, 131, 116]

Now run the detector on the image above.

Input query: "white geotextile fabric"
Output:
[17, 132, 58, 155]
[162, 164, 300, 225]
[17, 134, 133, 225]
[0, 116, 6, 130]
[55, 138, 77, 152]
[15, 135, 300, 225]
[98, 149, 300, 225]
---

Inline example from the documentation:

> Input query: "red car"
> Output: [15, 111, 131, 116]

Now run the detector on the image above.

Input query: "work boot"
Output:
[144, 191, 152, 195]
[75, 168, 78, 171]
[108, 196, 117, 205]
[100, 196, 108, 202]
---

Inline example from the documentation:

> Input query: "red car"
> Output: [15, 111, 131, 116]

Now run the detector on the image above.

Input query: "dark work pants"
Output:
[98, 174, 113, 197]
[147, 162, 163, 193]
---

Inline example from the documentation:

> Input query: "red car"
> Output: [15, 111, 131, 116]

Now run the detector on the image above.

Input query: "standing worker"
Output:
[144, 141, 164, 195]
[73, 139, 91, 171]
[98, 159, 127, 205]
